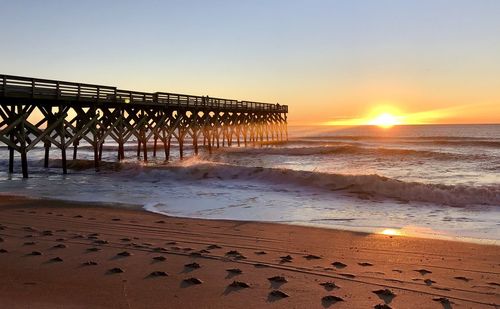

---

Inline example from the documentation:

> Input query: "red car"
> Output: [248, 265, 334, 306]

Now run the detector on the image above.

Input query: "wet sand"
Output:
[0, 195, 499, 308]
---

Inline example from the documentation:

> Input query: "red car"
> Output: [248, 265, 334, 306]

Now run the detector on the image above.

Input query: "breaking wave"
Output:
[220, 145, 487, 161]
[104, 160, 500, 207]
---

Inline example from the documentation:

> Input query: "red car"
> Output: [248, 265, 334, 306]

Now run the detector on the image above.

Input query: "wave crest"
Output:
[121, 160, 500, 207]
[221, 145, 485, 161]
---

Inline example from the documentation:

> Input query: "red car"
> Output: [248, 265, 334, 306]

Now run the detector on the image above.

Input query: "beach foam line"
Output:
[90, 158, 500, 207]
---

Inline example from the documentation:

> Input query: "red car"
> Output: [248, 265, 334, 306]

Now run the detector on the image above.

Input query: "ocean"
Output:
[1, 124, 499, 244]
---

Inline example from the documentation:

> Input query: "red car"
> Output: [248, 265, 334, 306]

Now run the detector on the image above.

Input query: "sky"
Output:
[1, 0, 499, 125]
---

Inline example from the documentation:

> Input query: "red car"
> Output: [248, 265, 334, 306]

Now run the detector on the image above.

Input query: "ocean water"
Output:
[0, 124, 499, 244]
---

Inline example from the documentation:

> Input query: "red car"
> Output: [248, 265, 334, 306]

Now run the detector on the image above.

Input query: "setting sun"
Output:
[368, 113, 402, 128]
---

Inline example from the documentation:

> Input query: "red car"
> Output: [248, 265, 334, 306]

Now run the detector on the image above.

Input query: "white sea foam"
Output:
[1, 124, 499, 243]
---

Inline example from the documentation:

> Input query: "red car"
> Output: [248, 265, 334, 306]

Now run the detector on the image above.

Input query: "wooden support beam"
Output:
[8, 134, 14, 173]
[143, 130, 148, 162]
[19, 107, 29, 178]
[165, 135, 171, 161]
[59, 112, 67, 175]
[20, 149, 28, 178]
[44, 141, 50, 168]
[73, 141, 78, 160]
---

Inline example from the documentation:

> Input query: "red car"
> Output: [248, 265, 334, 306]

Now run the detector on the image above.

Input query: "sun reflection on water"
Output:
[380, 228, 403, 236]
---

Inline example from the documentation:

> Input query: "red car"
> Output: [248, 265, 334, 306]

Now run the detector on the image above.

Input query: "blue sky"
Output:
[1, 0, 499, 123]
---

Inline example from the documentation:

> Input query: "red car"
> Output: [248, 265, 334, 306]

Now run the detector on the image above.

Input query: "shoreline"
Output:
[4, 192, 499, 246]
[0, 195, 499, 308]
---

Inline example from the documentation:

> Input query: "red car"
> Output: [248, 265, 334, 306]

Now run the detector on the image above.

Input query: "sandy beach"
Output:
[0, 195, 498, 308]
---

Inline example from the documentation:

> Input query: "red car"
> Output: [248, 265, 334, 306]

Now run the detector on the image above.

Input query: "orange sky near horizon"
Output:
[2, 1, 500, 126]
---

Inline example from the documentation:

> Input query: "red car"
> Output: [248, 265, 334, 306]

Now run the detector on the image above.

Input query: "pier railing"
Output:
[0, 74, 287, 112]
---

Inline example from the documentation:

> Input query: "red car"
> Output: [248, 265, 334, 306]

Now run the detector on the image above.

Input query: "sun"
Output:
[368, 113, 402, 128]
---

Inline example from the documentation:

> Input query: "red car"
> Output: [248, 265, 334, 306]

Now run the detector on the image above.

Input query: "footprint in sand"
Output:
[319, 281, 340, 291]
[332, 261, 347, 269]
[372, 289, 396, 304]
[433, 297, 454, 309]
[152, 256, 166, 262]
[120, 238, 131, 242]
[226, 250, 247, 260]
[107, 267, 124, 274]
[268, 290, 289, 301]
[304, 254, 321, 260]
[52, 244, 66, 249]
[83, 261, 98, 266]
[166, 241, 177, 245]
[116, 251, 132, 257]
[24, 241, 36, 246]
[183, 277, 203, 285]
[87, 247, 101, 252]
[155, 220, 166, 224]
[374, 304, 392, 309]
[111, 218, 121, 221]
[321, 295, 344, 306]
[49, 257, 63, 263]
[94, 240, 108, 245]
[280, 255, 293, 263]
[0, 249, 8, 253]
[73, 215, 83, 218]
[185, 262, 201, 269]
[415, 269, 432, 275]
[454, 276, 471, 282]
[424, 279, 436, 286]
[149, 271, 168, 277]
[29, 251, 42, 256]
[487, 282, 500, 287]
[268, 276, 288, 288]
[190, 252, 202, 257]
[339, 273, 356, 278]
[358, 262, 373, 267]
[0, 237, 3, 242]
[207, 244, 221, 250]
[228, 281, 250, 288]
[392, 269, 403, 273]
[268, 276, 287, 283]
[41, 230, 53, 236]
[254, 251, 267, 255]
[226, 268, 243, 274]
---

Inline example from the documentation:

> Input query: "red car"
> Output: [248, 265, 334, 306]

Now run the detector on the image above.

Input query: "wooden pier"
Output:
[0, 74, 288, 178]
